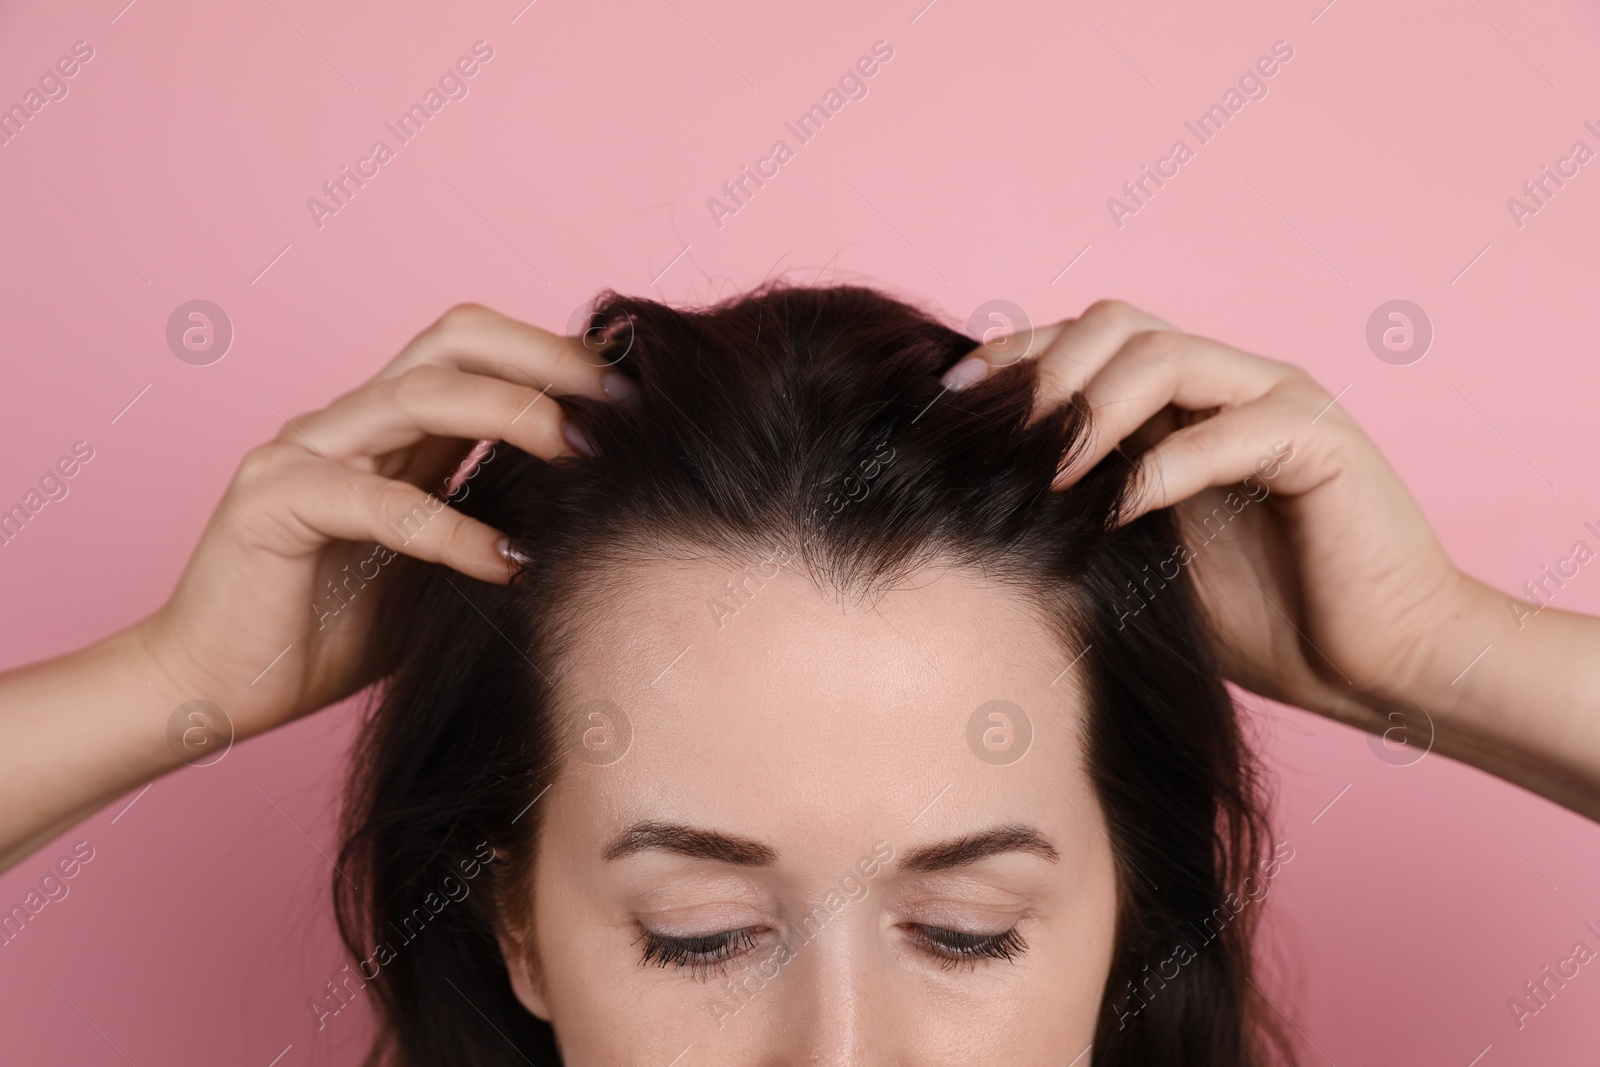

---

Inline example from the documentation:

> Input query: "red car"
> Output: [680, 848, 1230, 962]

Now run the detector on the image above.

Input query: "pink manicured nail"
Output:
[562, 420, 594, 457]
[940, 356, 991, 391]
[602, 370, 639, 402]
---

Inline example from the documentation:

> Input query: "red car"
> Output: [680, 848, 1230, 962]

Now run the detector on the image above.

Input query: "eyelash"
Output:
[637, 923, 1028, 978]
[638, 926, 760, 979]
[906, 924, 1028, 969]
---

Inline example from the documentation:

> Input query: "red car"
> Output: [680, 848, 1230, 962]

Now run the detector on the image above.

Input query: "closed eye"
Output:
[905, 924, 1028, 969]
[638, 926, 762, 979]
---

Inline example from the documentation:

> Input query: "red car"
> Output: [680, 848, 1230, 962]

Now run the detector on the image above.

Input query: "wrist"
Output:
[122, 610, 247, 764]
[1411, 572, 1600, 796]
[1402, 570, 1504, 718]
[0, 624, 188, 859]
[88, 622, 193, 779]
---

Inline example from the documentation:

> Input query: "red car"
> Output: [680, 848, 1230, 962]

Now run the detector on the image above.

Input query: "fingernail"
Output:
[562, 419, 594, 457]
[496, 537, 533, 565]
[940, 355, 991, 392]
[602, 370, 639, 402]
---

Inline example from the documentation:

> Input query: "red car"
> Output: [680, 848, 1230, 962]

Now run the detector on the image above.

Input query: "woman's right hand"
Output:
[131, 303, 631, 747]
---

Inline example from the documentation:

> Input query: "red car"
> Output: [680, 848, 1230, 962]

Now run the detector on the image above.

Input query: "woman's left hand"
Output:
[943, 301, 1506, 755]
[946, 298, 1600, 819]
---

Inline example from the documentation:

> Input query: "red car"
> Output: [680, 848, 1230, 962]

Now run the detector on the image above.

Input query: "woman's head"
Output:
[338, 285, 1288, 1065]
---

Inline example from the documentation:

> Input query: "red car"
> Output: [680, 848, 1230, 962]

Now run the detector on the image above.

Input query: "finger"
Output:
[380, 433, 484, 490]
[940, 300, 1175, 409]
[968, 320, 1069, 373]
[382, 303, 639, 404]
[1029, 301, 1178, 416]
[288, 364, 582, 463]
[1118, 399, 1306, 524]
[1057, 331, 1298, 485]
[241, 447, 517, 584]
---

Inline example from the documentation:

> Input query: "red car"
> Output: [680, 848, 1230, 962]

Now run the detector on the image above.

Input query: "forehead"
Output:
[546, 556, 1093, 845]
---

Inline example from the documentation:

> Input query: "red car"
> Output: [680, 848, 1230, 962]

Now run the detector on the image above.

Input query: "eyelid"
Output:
[630, 902, 768, 934]
[637, 924, 766, 978]
[886, 870, 1044, 913]
[624, 873, 773, 916]
[903, 923, 1029, 968]
[888, 885, 1036, 924]
[900, 912, 1020, 937]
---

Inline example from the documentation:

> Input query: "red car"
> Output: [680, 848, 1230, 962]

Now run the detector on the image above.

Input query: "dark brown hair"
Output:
[335, 284, 1292, 1065]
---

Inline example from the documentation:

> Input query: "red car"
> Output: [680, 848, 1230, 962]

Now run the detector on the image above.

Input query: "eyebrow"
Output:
[899, 825, 1061, 872]
[603, 821, 778, 866]
[602, 821, 1060, 873]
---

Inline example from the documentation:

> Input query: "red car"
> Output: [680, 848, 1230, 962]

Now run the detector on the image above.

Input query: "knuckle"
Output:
[1124, 328, 1183, 369]
[390, 364, 448, 413]
[500, 381, 544, 425]
[268, 412, 316, 446]
[375, 484, 438, 543]
[1084, 298, 1139, 328]
[1271, 358, 1313, 385]
[378, 480, 426, 520]
[233, 441, 295, 492]
[1278, 367, 1329, 407]
[433, 302, 492, 334]
[437, 511, 479, 565]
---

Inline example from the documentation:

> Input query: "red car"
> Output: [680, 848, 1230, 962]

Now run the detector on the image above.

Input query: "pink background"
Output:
[2, 0, 1599, 1063]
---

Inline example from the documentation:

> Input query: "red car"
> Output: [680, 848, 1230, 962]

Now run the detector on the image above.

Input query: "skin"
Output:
[0, 298, 1596, 1054]
[503, 561, 1115, 1065]
[0, 304, 612, 867]
[955, 302, 1600, 816]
